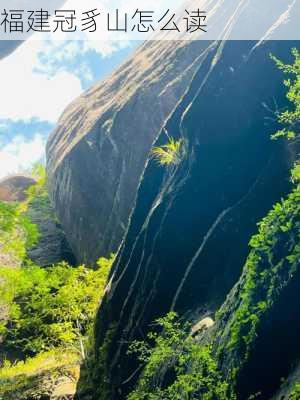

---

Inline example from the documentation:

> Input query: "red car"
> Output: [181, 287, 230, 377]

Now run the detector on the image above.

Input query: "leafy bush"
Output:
[271, 48, 300, 183]
[0, 349, 80, 399]
[0, 165, 47, 263]
[25, 164, 50, 213]
[0, 349, 78, 381]
[271, 48, 300, 142]
[0, 201, 39, 261]
[127, 312, 235, 400]
[0, 254, 115, 356]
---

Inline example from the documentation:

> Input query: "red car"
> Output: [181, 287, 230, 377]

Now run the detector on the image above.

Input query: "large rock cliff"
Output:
[46, 40, 214, 264]
[44, 2, 300, 400]
[92, 39, 299, 399]
[46, 0, 300, 266]
[212, 185, 300, 399]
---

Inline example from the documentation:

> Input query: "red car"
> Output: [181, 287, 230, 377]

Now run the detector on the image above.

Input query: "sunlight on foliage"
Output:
[290, 382, 300, 400]
[0, 254, 115, 357]
[127, 312, 235, 400]
[0, 201, 39, 261]
[0, 349, 80, 399]
[271, 49, 300, 185]
[151, 138, 184, 166]
[217, 185, 300, 363]
[0, 350, 78, 381]
[271, 48, 300, 142]
[291, 163, 300, 183]
[0, 164, 48, 263]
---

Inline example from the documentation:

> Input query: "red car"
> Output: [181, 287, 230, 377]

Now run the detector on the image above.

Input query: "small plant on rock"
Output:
[151, 138, 184, 166]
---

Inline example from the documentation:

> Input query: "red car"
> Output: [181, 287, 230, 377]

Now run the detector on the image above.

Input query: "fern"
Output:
[151, 138, 183, 166]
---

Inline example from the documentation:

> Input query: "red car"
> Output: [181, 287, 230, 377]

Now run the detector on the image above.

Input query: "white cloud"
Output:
[0, 40, 83, 123]
[0, 0, 182, 127]
[0, 134, 46, 178]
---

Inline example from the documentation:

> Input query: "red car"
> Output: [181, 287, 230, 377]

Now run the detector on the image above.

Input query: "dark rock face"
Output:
[213, 185, 300, 400]
[0, 175, 36, 202]
[46, 40, 212, 264]
[27, 193, 76, 267]
[272, 362, 300, 400]
[93, 40, 299, 399]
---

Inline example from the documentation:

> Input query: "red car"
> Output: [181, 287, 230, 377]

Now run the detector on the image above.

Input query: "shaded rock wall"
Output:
[272, 363, 300, 400]
[27, 192, 76, 267]
[212, 185, 300, 399]
[47, 40, 213, 264]
[93, 40, 298, 399]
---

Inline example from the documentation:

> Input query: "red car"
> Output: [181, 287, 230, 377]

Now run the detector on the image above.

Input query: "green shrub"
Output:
[271, 48, 300, 183]
[0, 201, 39, 261]
[0, 254, 115, 356]
[0, 165, 48, 263]
[0, 349, 80, 399]
[127, 312, 235, 400]
[271, 48, 300, 142]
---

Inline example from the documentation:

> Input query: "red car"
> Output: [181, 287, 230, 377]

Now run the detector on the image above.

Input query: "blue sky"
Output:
[0, 39, 137, 178]
[0, 0, 182, 179]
